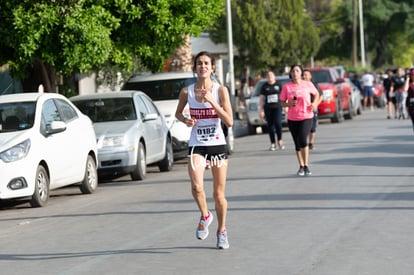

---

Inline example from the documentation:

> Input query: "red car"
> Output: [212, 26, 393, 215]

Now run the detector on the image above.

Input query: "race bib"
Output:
[267, 94, 279, 103]
[196, 125, 218, 142]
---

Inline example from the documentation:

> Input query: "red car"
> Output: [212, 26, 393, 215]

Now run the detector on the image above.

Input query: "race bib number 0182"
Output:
[196, 125, 217, 142]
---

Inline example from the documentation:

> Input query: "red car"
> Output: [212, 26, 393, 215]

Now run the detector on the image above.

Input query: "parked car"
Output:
[0, 92, 98, 207]
[345, 78, 362, 116]
[71, 90, 173, 181]
[121, 71, 234, 156]
[332, 65, 347, 79]
[245, 75, 290, 135]
[307, 67, 353, 122]
[373, 76, 386, 108]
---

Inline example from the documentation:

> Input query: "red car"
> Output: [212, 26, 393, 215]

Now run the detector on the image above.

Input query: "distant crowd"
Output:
[349, 67, 410, 120]
[235, 66, 414, 134]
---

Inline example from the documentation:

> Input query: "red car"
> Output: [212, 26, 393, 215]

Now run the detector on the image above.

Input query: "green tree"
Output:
[209, 0, 320, 73]
[313, 0, 414, 69]
[0, 0, 223, 92]
[363, 0, 414, 68]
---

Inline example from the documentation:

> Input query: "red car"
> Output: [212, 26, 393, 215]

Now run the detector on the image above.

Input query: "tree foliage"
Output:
[0, 0, 223, 92]
[209, 0, 320, 73]
[311, 0, 414, 69]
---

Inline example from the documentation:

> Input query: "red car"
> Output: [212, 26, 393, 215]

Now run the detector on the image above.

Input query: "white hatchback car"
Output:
[71, 91, 173, 181]
[0, 92, 98, 207]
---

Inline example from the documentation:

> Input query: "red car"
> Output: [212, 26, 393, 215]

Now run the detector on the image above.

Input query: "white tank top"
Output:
[188, 82, 226, 147]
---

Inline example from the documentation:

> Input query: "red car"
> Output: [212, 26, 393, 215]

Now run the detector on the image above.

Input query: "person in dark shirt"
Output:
[259, 71, 285, 151]
[303, 69, 323, 150]
[391, 67, 407, 119]
[404, 68, 414, 133]
[383, 69, 396, 119]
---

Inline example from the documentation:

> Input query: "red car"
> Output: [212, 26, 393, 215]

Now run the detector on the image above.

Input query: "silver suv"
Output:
[122, 72, 234, 157]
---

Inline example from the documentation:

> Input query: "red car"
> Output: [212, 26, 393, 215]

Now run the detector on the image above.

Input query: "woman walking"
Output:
[280, 65, 320, 176]
[175, 51, 233, 249]
[259, 71, 285, 150]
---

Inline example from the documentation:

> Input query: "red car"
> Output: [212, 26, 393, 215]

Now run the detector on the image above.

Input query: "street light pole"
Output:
[352, 0, 358, 66]
[226, 0, 235, 98]
[359, 0, 366, 67]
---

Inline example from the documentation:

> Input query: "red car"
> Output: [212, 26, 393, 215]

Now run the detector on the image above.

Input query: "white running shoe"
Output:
[216, 230, 230, 249]
[196, 211, 213, 240]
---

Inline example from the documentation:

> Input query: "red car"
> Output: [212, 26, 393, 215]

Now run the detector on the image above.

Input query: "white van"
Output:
[122, 72, 234, 158]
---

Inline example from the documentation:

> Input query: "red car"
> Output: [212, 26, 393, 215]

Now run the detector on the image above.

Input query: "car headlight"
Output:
[102, 136, 124, 147]
[0, 139, 31, 163]
[322, 89, 333, 100]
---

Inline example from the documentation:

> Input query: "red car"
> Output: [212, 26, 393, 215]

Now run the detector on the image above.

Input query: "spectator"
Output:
[391, 67, 407, 119]
[350, 72, 362, 92]
[383, 69, 397, 119]
[361, 70, 375, 111]
[255, 73, 263, 85]
[404, 68, 414, 132]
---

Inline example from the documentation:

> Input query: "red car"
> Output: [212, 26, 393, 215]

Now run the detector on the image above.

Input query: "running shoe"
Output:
[269, 144, 276, 151]
[304, 166, 312, 176]
[297, 167, 305, 176]
[196, 211, 213, 240]
[216, 230, 230, 249]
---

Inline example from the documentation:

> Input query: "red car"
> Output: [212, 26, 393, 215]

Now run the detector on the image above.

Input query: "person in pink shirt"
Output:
[280, 65, 320, 176]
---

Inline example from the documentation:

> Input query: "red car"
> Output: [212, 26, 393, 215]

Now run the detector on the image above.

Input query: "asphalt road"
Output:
[0, 109, 413, 275]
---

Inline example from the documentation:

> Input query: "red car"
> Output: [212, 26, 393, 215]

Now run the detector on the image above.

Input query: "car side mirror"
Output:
[336, 77, 345, 84]
[144, 113, 158, 121]
[46, 121, 67, 135]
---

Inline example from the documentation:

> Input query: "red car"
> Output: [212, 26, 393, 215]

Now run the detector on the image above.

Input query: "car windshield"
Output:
[74, 98, 137, 122]
[122, 77, 197, 100]
[310, 71, 332, 84]
[0, 102, 36, 132]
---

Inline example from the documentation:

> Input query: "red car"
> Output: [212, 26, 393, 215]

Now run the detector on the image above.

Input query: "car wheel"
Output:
[79, 155, 98, 194]
[158, 137, 173, 172]
[30, 165, 49, 207]
[344, 98, 353, 120]
[377, 94, 386, 108]
[331, 98, 344, 123]
[356, 104, 362, 115]
[247, 123, 256, 135]
[131, 142, 146, 181]
[225, 127, 235, 155]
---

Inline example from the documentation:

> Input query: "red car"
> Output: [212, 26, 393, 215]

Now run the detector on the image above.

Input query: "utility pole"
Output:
[359, 0, 366, 67]
[226, 0, 235, 98]
[352, 0, 358, 66]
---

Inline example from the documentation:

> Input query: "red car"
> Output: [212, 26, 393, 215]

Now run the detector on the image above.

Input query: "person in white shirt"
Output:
[361, 70, 375, 111]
